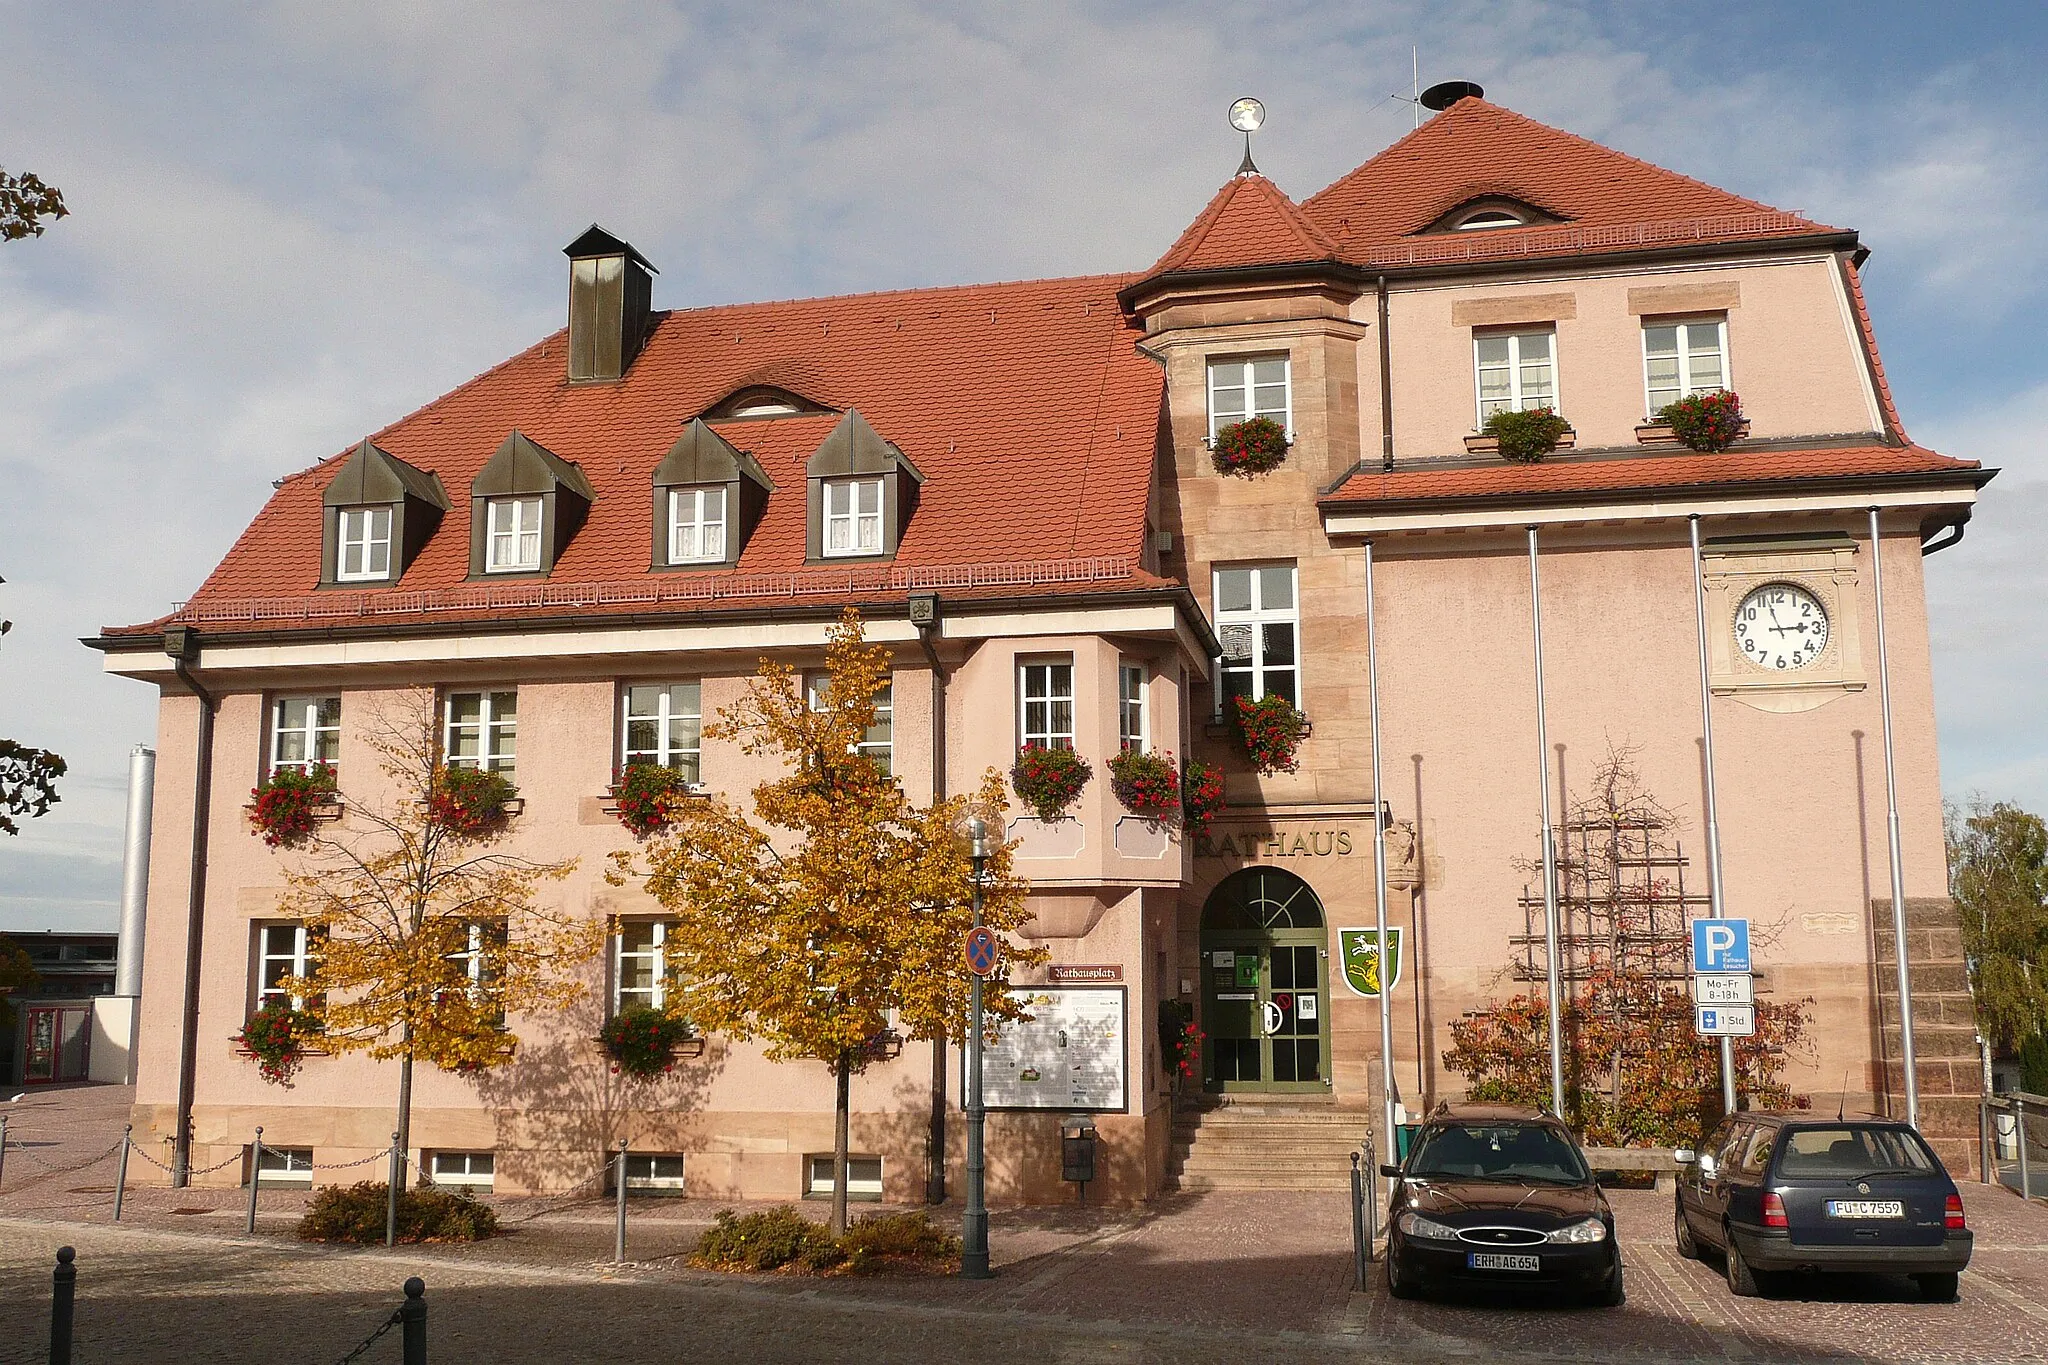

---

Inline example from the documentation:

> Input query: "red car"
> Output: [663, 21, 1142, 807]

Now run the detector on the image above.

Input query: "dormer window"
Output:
[804, 410, 921, 564]
[668, 487, 727, 563]
[467, 432, 594, 580]
[485, 497, 544, 573]
[1418, 195, 1563, 236]
[336, 507, 392, 582]
[320, 439, 448, 589]
[822, 477, 884, 558]
[1455, 209, 1525, 230]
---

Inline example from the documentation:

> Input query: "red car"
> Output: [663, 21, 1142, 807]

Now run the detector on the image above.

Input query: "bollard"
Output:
[1981, 1095, 1993, 1186]
[1, 1113, 9, 1190]
[50, 1246, 75, 1365]
[400, 1276, 426, 1365]
[114, 1126, 132, 1222]
[2020, 1095, 2033, 1203]
[614, 1139, 629, 1264]
[386, 1132, 402, 1248]
[1349, 1152, 1367, 1291]
[246, 1126, 264, 1235]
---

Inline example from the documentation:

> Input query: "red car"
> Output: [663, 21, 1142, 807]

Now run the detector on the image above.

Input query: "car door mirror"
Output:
[1379, 1164, 1404, 1179]
[1698, 1154, 1717, 1180]
[1673, 1148, 1696, 1166]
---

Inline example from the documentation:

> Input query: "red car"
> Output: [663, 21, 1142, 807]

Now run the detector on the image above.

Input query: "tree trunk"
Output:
[927, 1037, 947, 1205]
[831, 1049, 852, 1237]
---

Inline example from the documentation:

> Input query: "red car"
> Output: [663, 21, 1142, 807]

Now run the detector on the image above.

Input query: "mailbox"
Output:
[1061, 1115, 1099, 1185]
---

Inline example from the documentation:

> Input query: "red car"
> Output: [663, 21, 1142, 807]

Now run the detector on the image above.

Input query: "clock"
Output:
[1734, 582, 1829, 671]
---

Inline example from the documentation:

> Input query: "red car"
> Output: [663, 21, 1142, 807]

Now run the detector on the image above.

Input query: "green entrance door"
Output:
[1200, 867, 1330, 1094]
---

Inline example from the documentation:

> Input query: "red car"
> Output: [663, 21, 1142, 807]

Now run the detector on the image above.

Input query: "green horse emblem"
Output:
[1339, 927, 1403, 997]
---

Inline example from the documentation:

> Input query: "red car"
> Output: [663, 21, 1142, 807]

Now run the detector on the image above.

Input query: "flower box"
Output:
[500, 798, 525, 816]
[1636, 420, 1748, 445]
[1466, 430, 1575, 455]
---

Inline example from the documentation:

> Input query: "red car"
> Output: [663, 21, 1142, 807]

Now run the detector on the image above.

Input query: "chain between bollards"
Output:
[614, 1138, 629, 1264]
[50, 1245, 76, 1365]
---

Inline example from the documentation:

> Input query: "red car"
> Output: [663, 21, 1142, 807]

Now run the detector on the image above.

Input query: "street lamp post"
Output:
[961, 816, 993, 1279]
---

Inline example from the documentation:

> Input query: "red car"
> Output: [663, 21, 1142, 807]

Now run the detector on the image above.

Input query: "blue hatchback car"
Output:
[1674, 1112, 1972, 1300]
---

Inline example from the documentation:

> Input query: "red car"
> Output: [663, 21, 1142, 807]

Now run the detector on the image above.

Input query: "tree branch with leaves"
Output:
[0, 166, 66, 242]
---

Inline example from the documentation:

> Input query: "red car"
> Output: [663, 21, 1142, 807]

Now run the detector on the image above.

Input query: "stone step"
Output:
[1167, 1172, 1355, 1192]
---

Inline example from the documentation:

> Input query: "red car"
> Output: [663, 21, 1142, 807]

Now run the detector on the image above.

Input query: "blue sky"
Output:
[3, 1, 2044, 930]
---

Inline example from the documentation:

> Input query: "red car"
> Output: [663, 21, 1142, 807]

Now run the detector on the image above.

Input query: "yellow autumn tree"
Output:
[633, 609, 1042, 1233]
[275, 691, 599, 1183]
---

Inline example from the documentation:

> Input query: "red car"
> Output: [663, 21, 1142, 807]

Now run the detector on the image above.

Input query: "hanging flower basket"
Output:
[1210, 416, 1290, 478]
[1157, 999, 1204, 1089]
[1180, 759, 1227, 833]
[1010, 744, 1092, 823]
[1480, 406, 1573, 464]
[598, 1004, 698, 1081]
[249, 765, 339, 848]
[429, 767, 518, 839]
[1106, 749, 1182, 823]
[1232, 694, 1310, 775]
[233, 1001, 323, 1086]
[609, 763, 694, 838]
[1655, 390, 1747, 452]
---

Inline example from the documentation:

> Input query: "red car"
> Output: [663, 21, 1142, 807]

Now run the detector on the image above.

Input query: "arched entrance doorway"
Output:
[1199, 867, 1330, 1093]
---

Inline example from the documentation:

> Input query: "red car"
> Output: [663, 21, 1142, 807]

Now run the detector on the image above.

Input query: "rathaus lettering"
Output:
[1193, 829, 1354, 858]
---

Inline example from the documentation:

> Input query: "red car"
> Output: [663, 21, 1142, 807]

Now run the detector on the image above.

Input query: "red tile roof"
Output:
[1320, 445, 1982, 509]
[1146, 173, 1339, 276]
[1841, 259, 1908, 441]
[114, 273, 1168, 637]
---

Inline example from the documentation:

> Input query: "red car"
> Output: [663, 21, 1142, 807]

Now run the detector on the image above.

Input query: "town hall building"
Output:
[90, 89, 1991, 1201]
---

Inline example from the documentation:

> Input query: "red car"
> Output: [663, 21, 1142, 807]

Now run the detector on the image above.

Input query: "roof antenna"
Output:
[1228, 97, 1264, 176]
[1389, 48, 1423, 128]
[1838, 1066, 1852, 1122]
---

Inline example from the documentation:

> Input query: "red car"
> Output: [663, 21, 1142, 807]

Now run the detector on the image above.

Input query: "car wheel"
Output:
[1724, 1232, 1760, 1298]
[1593, 1257, 1626, 1308]
[1915, 1272, 1959, 1303]
[1385, 1250, 1421, 1301]
[1674, 1199, 1699, 1260]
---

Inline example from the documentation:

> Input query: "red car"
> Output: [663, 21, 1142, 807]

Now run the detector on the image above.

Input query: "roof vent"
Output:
[563, 225, 656, 383]
[1420, 80, 1484, 111]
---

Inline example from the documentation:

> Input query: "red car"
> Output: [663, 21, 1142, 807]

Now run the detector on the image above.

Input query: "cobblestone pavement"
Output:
[5, 1084, 2047, 1363]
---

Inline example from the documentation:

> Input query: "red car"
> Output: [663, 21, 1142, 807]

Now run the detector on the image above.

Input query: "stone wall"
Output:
[1872, 896, 1984, 1174]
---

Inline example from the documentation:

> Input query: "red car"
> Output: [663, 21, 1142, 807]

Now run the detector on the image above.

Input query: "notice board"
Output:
[974, 985, 1128, 1113]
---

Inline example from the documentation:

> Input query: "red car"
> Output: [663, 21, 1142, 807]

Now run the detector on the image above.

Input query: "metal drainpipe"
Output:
[916, 616, 949, 1205]
[1376, 277, 1396, 472]
[167, 632, 217, 1189]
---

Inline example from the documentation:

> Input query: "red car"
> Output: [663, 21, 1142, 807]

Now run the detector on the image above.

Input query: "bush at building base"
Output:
[1106, 749, 1181, 822]
[428, 766, 516, 838]
[1656, 389, 1745, 452]
[232, 1001, 322, 1086]
[689, 1206, 960, 1274]
[1010, 743, 1092, 822]
[249, 764, 337, 848]
[597, 1003, 695, 1080]
[296, 1180, 501, 1243]
[1232, 694, 1310, 775]
[1209, 415, 1290, 477]
[610, 762, 692, 838]
[1482, 406, 1572, 463]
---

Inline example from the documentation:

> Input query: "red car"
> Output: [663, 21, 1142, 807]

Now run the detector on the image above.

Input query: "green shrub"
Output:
[1482, 406, 1572, 463]
[838, 1211, 961, 1272]
[690, 1206, 845, 1272]
[296, 1180, 501, 1244]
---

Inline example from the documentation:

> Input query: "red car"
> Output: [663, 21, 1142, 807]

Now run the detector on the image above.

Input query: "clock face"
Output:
[1734, 582, 1830, 671]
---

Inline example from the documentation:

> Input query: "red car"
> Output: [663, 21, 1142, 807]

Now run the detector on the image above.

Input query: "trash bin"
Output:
[1396, 1124, 1422, 1161]
[1061, 1115, 1099, 1186]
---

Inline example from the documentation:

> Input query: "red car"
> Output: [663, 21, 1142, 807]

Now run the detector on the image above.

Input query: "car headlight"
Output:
[1545, 1218, 1609, 1244]
[1397, 1211, 1460, 1241]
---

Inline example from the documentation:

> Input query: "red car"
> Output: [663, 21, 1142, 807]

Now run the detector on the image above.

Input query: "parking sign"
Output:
[1691, 918, 1751, 973]
[1695, 1004, 1756, 1037]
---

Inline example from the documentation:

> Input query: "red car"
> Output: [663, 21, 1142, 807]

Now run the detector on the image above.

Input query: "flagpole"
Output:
[1689, 515, 1739, 1117]
[1869, 507, 1920, 1127]
[1528, 526, 1567, 1118]
[1365, 541, 1399, 1146]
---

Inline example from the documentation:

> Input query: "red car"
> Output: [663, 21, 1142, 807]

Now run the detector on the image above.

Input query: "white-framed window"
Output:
[445, 690, 517, 773]
[252, 1146, 313, 1185]
[805, 674, 893, 776]
[1643, 318, 1728, 414]
[337, 506, 392, 582]
[806, 1154, 882, 1201]
[667, 486, 727, 564]
[614, 919, 674, 1012]
[485, 496, 544, 573]
[1119, 661, 1148, 752]
[1474, 329, 1556, 422]
[427, 1151, 495, 1189]
[822, 477, 884, 557]
[1019, 659, 1076, 749]
[1206, 355, 1291, 440]
[616, 1152, 687, 1193]
[623, 683, 702, 784]
[256, 923, 316, 1010]
[270, 696, 340, 774]
[1213, 563, 1299, 716]
[1455, 209, 1524, 231]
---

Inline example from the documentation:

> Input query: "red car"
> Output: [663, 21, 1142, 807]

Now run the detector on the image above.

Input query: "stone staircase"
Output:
[1165, 1098, 1373, 1192]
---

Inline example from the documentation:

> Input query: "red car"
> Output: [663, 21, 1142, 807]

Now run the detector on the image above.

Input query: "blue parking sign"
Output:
[1691, 918, 1751, 973]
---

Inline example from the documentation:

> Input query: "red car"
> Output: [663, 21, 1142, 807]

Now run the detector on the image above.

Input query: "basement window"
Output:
[613, 1153, 687, 1193]
[805, 1154, 883, 1201]
[252, 1146, 313, 1185]
[428, 1151, 496, 1189]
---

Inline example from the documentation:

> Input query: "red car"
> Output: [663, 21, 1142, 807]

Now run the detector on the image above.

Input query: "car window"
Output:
[1738, 1126, 1776, 1175]
[1712, 1122, 1750, 1170]
[1777, 1126, 1938, 1178]
[1406, 1123, 1588, 1183]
